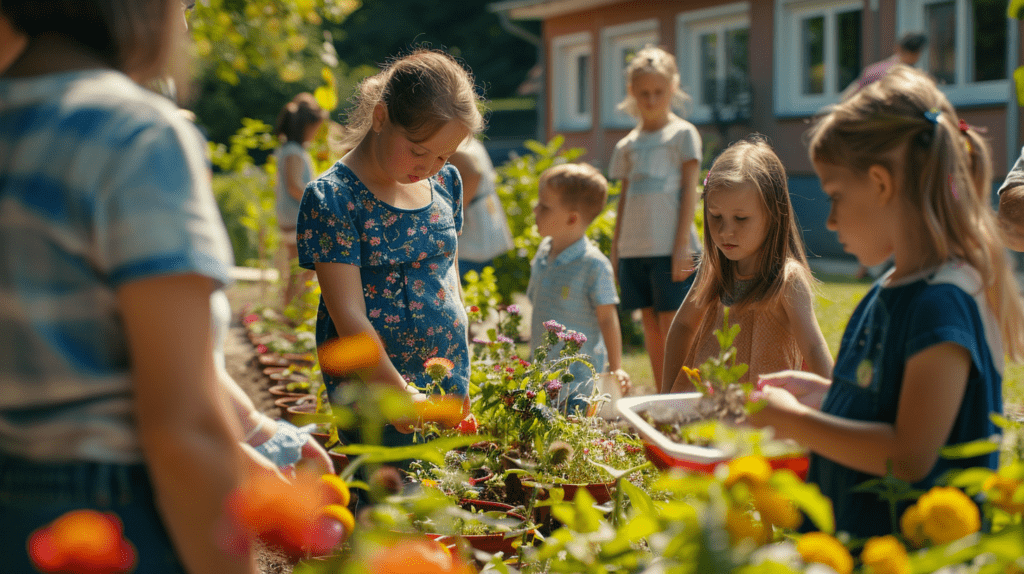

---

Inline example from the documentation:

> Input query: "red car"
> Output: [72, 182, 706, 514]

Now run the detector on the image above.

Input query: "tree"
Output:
[329, 0, 539, 99]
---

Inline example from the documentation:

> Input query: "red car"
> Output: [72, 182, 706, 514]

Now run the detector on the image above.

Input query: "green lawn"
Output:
[622, 272, 1024, 406]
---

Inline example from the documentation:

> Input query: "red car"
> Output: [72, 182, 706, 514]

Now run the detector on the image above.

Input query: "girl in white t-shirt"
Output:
[609, 45, 703, 393]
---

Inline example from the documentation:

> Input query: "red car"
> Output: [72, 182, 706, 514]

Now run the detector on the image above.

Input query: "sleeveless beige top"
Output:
[683, 283, 803, 384]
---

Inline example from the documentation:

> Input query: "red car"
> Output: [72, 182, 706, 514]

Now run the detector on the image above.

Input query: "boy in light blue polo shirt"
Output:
[527, 163, 630, 412]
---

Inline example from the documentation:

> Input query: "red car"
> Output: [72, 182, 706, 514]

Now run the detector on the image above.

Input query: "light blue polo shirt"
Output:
[527, 236, 619, 401]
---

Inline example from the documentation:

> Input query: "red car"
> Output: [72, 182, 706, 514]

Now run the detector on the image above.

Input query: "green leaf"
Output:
[1015, 66, 1024, 107]
[1009, 0, 1024, 19]
[940, 438, 1001, 459]
[332, 435, 482, 465]
[550, 488, 603, 533]
[620, 479, 656, 518]
[771, 470, 835, 533]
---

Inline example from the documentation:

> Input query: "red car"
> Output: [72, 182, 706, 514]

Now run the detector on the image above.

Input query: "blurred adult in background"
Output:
[0, 1, 257, 572]
[449, 137, 514, 281]
[275, 92, 327, 308]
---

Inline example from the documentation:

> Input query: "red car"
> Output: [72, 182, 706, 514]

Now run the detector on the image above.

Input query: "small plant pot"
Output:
[273, 395, 315, 420]
[424, 499, 531, 556]
[283, 400, 333, 427]
[268, 371, 310, 384]
[268, 384, 312, 400]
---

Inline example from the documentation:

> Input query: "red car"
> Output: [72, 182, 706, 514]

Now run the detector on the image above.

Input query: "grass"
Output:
[619, 271, 1024, 408]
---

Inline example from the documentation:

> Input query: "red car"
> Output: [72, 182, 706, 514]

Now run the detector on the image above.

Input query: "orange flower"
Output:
[724, 506, 771, 545]
[226, 470, 354, 558]
[367, 535, 476, 574]
[724, 455, 773, 489]
[983, 473, 1024, 515]
[751, 485, 801, 530]
[416, 395, 466, 428]
[899, 503, 927, 549]
[318, 332, 379, 377]
[796, 532, 853, 574]
[424, 357, 455, 381]
[861, 535, 911, 574]
[916, 486, 980, 544]
[28, 510, 136, 574]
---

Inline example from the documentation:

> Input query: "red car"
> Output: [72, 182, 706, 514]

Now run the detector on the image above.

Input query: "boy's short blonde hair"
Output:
[539, 163, 608, 224]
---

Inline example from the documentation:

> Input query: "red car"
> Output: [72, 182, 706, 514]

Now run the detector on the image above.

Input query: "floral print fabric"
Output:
[297, 162, 469, 396]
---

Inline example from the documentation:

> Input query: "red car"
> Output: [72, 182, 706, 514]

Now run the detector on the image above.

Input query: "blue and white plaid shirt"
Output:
[527, 236, 619, 398]
[0, 70, 232, 462]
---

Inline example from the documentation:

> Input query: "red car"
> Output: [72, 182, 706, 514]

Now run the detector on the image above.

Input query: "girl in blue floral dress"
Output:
[297, 49, 483, 445]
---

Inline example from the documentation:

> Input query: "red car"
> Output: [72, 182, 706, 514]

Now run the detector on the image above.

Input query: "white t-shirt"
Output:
[608, 115, 702, 258]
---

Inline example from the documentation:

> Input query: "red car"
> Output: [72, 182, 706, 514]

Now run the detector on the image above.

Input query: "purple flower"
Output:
[557, 330, 587, 345]
[471, 338, 491, 346]
[543, 320, 565, 334]
[496, 334, 514, 345]
[506, 304, 521, 315]
[545, 380, 563, 393]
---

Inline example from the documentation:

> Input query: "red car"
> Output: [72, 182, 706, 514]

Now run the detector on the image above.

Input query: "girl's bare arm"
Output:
[781, 269, 834, 380]
[671, 158, 701, 281]
[119, 274, 256, 574]
[751, 342, 971, 482]
[662, 291, 702, 394]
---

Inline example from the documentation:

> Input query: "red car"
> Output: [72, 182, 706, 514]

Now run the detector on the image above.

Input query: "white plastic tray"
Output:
[616, 392, 731, 465]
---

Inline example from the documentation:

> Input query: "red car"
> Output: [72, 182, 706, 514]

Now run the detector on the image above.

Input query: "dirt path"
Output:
[223, 281, 297, 574]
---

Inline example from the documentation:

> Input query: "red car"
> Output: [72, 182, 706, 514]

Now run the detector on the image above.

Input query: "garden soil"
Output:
[223, 280, 297, 574]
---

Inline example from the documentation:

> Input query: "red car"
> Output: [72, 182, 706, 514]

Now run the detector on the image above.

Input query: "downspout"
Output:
[495, 10, 546, 142]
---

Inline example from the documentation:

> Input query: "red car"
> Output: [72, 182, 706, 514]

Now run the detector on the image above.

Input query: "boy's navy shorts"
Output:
[618, 255, 695, 312]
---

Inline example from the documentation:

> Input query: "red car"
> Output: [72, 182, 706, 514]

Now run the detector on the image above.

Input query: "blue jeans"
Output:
[0, 456, 187, 574]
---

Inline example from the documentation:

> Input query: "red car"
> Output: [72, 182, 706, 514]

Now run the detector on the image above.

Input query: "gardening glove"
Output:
[255, 420, 318, 469]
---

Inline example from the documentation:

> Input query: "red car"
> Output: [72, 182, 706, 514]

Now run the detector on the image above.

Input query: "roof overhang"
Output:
[489, 0, 622, 20]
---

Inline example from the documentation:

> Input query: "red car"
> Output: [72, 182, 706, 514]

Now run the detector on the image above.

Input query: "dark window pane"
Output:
[700, 33, 718, 105]
[803, 16, 825, 94]
[926, 1, 956, 84]
[836, 9, 862, 91]
[576, 54, 590, 115]
[725, 27, 749, 104]
[973, 0, 1006, 81]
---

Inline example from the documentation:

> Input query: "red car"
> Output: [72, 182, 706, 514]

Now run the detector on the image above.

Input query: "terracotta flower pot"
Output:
[283, 400, 333, 427]
[268, 384, 312, 400]
[273, 395, 315, 421]
[425, 499, 531, 556]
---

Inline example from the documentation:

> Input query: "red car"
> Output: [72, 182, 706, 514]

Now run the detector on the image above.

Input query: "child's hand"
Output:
[756, 370, 830, 410]
[745, 384, 805, 435]
[611, 368, 631, 395]
[391, 389, 427, 434]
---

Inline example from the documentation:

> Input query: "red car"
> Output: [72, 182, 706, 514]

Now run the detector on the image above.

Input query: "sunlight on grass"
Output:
[618, 272, 1024, 407]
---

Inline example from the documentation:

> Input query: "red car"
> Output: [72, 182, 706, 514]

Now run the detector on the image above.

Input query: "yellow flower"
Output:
[724, 455, 773, 489]
[724, 506, 771, 545]
[916, 486, 980, 545]
[796, 532, 853, 574]
[861, 535, 910, 574]
[899, 503, 927, 549]
[751, 485, 801, 530]
[982, 473, 1024, 515]
[681, 365, 701, 385]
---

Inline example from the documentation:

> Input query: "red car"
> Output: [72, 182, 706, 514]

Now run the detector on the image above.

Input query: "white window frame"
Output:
[898, 0, 1011, 106]
[773, 0, 862, 117]
[551, 32, 594, 131]
[676, 2, 751, 125]
[600, 19, 659, 129]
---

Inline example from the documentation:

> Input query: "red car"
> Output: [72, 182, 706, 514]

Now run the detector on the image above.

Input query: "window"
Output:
[551, 32, 593, 131]
[600, 19, 659, 128]
[774, 0, 861, 116]
[677, 3, 751, 124]
[900, 0, 1010, 105]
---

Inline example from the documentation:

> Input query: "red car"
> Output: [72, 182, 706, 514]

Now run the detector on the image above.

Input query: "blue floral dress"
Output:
[297, 162, 469, 396]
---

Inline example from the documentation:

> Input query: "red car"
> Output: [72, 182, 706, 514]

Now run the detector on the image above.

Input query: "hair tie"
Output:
[923, 108, 941, 125]
[958, 118, 970, 133]
[702, 174, 709, 188]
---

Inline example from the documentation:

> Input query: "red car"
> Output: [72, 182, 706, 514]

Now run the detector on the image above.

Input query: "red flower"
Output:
[28, 510, 136, 574]
[456, 414, 478, 435]
[256, 344, 269, 355]
[243, 313, 259, 326]
[225, 471, 355, 559]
